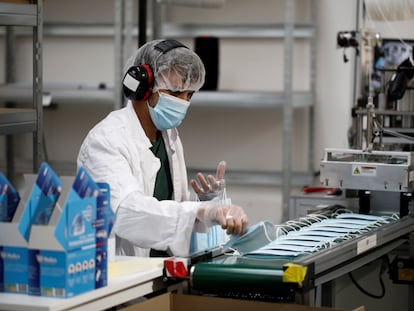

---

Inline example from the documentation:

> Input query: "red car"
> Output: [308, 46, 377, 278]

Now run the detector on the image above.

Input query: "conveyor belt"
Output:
[188, 206, 414, 303]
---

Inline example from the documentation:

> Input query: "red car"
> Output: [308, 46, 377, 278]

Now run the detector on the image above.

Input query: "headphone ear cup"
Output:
[122, 64, 154, 101]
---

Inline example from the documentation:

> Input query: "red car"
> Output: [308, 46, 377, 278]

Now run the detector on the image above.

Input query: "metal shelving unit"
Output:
[0, 1, 43, 177]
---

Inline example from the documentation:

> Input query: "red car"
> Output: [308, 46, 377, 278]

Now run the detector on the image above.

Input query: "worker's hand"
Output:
[190, 161, 226, 201]
[196, 203, 249, 236]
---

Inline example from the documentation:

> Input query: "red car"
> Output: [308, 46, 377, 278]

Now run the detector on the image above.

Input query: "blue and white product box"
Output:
[0, 172, 21, 293]
[29, 167, 111, 298]
[1, 163, 61, 295]
[95, 182, 113, 289]
[0, 172, 21, 222]
[0, 174, 36, 295]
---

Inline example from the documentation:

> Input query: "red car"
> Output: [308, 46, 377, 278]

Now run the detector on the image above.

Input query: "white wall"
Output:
[315, 0, 357, 158]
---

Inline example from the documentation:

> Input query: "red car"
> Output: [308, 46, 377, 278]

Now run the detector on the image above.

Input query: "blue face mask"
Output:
[224, 221, 276, 255]
[148, 92, 190, 130]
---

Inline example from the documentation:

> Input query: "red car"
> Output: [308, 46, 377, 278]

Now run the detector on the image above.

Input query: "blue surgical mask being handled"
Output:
[147, 91, 190, 130]
[224, 221, 277, 255]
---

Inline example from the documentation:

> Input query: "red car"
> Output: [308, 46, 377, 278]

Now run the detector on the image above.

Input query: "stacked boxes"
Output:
[0, 163, 113, 298]
[1, 163, 61, 295]
[95, 182, 113, 289]
[0, 172, 21, 293]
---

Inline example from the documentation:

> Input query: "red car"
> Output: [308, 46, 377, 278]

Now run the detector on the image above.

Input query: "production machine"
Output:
[164, 146, 414, 306]
[164, 200, 414, 306]
[164, 20, 414, 310]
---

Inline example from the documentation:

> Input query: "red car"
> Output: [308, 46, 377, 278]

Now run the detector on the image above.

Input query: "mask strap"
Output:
[146, 100, 153, 110]
[261, 222, 274, 243]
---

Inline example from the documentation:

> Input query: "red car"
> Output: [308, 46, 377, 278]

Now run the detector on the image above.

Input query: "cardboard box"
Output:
[119, 293, 364, 311]
[1, 177, 28, 293]
[0, 172, 21, 293]
[0, 163, 61, 295]
[0, 172, 20, 222]
[0, 164, 113, 298]
[95, 182, 113, 288]
[28, 167, 112, 298]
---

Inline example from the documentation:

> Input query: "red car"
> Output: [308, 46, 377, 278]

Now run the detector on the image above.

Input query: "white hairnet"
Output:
[124, 39, 206, 93]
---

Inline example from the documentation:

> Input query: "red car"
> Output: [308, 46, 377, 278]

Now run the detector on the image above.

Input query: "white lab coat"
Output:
[77, 101, 204, 257]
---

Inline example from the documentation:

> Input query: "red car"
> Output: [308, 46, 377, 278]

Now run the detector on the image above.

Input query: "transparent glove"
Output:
[190, 161, 226, 201]
[196, 203, 249, 236]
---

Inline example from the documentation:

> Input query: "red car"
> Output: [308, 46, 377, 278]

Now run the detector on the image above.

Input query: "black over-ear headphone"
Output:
[122, 39, 188, 101]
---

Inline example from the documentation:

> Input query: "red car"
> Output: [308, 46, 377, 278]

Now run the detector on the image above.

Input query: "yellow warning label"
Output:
[352, 164, 377, 176]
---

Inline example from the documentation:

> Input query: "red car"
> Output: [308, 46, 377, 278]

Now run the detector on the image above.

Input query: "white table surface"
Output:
[0, 256, 166, 311]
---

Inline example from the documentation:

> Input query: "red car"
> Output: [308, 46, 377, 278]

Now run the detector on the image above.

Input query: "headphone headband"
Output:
[154, 39, 188, 54]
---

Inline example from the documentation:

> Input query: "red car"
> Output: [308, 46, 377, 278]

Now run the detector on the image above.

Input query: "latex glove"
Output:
[190, 161, 226, 201]
[196, 203, 249, 236]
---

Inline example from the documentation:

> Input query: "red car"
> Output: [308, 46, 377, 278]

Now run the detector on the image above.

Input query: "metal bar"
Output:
[5, 27, 16, 87]
[162, 23, 314, 39]
[114, 0, 124, 110]
[0, 85, 313, 109]
[124, 0, 134, 58]
[152, 1, 162, 39]
[0, 3, 37, 26]
[0, 23, 315, 39]
[409, 233, 414, 311]
[0, 121, 36, 134]
[356, 111, 363, 149]
[113, 0, 133, 111]
[192, 91, 313, 109]
[33, 0, 43, 173]
[308, 0, 316, 176]
[350, 0, 362, 150]
[282, 0, 295, 222]
[353, 0, 361, 106]
[5, 26, 16, 182]
[0, 109, 37, 131]
[356, 109, 414, 116]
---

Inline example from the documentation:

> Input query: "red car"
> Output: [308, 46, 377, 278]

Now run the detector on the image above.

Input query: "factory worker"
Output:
[77, 39, 249, 257]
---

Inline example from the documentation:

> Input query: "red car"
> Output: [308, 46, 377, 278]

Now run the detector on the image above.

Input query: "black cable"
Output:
[348, 256, 388, 299]
[348, 271, 385, 299]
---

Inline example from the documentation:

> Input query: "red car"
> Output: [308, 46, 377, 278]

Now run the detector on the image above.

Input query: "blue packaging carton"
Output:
[95, 183, 114, 289]
[29, 167, 112, 298]
[0, 172, 21, 222]
[1, 163, 61, 295]
[0, 172, 21, 292]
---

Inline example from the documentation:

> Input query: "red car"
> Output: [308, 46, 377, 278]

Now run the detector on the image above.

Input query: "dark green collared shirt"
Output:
[149, 131, 173, 257]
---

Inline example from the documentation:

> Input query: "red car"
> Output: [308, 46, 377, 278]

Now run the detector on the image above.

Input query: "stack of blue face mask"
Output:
[245, 212, 399, 257]
[189, 191, 232, 254]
